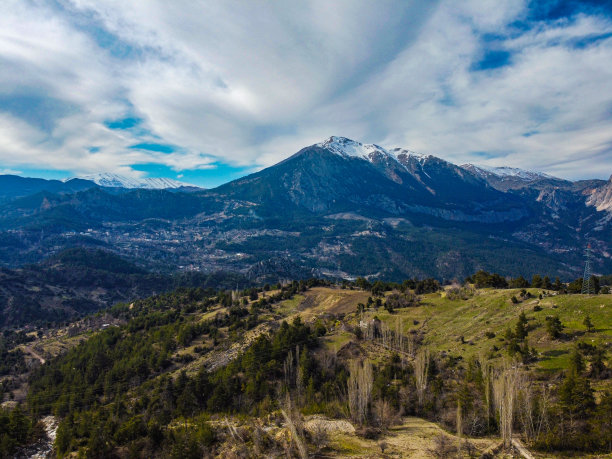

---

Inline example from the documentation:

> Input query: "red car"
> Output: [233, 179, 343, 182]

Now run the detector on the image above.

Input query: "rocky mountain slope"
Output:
[587, 175, 612, 213]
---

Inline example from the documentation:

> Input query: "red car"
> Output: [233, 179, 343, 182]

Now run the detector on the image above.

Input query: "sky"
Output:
[1, 0, 612, 187]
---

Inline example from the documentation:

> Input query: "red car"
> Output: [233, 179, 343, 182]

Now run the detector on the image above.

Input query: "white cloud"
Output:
[0, 0, 611, 180]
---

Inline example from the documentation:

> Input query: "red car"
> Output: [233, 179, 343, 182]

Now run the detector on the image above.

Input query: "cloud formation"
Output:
[0, 0, 611, 183]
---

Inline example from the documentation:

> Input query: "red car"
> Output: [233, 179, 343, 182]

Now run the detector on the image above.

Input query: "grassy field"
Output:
[356, 288, 612, 373]
[326, 416, 501, 458]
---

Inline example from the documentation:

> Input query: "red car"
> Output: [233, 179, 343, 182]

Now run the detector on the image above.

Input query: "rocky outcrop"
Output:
[587, 176, 612, 212]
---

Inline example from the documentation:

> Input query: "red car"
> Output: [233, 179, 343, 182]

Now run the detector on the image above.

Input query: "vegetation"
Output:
[0, 248, 252, 328]
[0, 269, 610, 457]
[0, 406, 36, 457]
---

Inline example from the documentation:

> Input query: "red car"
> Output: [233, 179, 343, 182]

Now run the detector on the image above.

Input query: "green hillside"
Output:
[370, 288, 612, 373]
[1, 280, 611, 458]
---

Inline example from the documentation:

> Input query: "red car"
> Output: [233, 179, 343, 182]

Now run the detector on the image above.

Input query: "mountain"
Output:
[460, 163, 570, 192]
[0, 175, 97, 203]
[216, 136, 527, 223]
[462, 163, 557, 181]
[0, 136, 610, 281]
[80, 172, 199, 190]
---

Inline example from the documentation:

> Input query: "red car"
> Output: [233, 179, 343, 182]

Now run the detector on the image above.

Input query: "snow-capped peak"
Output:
[317, 136, 390, 160]
[389, 148, 432, 164]
[461, 164, 555, 181]
[316, 136, 439, 172]
[77, 173, 198, 189]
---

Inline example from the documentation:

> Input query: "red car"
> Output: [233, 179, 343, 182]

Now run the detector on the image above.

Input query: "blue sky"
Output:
[1, 0, 612, 187]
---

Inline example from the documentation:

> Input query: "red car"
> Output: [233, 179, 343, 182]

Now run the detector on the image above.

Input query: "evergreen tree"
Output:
[509, 276, 530, 288]
[531, 274, 543, 288]
[569, 347, 585, 374]
[515, 312, 528, 340]
[583, 314, 594, 333]
[545, 316, 563, 339]
[558, 372, 595, 419]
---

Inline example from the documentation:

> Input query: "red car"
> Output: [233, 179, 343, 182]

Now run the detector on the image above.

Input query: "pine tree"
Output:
[545, 316, 563, 339]
[569, 347, 585, 375]
[558, 372, 594, 419]
[583, 314, 594, 333]
[515, 312, 528, 340]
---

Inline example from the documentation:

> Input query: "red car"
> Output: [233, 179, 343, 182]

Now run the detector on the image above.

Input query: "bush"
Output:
[446, 287, 474, 301]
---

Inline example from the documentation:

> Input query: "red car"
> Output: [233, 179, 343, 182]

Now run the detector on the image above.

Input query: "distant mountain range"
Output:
[0, 136, 610, 282]
[78, 173, 199, 190]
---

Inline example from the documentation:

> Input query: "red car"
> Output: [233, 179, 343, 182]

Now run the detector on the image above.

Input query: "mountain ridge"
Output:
[78, 172, 199, 190]
[0, 136, 610, 281]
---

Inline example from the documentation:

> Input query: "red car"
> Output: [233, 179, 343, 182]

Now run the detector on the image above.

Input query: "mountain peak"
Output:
[389, 148, 432, 163]
[316, 136, 389, 160]
[461, 164, 557, 181]
[77, 173, 198, 190]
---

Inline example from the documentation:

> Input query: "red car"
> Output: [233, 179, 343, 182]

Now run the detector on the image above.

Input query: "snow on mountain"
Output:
[461, 164, 556, 181]
[317, 136, 390, 160]
[317, 136, 434, 166]
[78, 173, 197, 189]
[389, 148, 433, 164]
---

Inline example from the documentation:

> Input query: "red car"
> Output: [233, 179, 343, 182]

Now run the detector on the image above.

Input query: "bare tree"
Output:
[492, 364, 519, 448]
[296, 346, 304, 403]
[427, 434, 457, 458]
[456, 399, 463, 438]
[516, 372, 535, 441]
[283, 351, 294, 390]
[373, 399, 398, 430]
[310, 424, 329, 453]
[399, 385, 411, 416]
[516, 374, 551, 444]
[478, 355, 493, 432]
[348, 359, 374, 425]
[280, 394, 308, 459]
[415, 348, 430, 408]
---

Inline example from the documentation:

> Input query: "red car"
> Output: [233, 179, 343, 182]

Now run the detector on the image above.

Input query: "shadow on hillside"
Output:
[542, 349, 568, 358]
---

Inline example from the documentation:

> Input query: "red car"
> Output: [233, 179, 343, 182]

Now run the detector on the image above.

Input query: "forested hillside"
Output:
[2, 274, 610, 458]
[0, 248, 250, 329]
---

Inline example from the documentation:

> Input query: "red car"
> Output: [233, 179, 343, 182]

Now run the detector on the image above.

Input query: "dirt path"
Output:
[511, 437, 535, 459]
[327, 416, 501, 458]
[23, 346, 46, 364]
